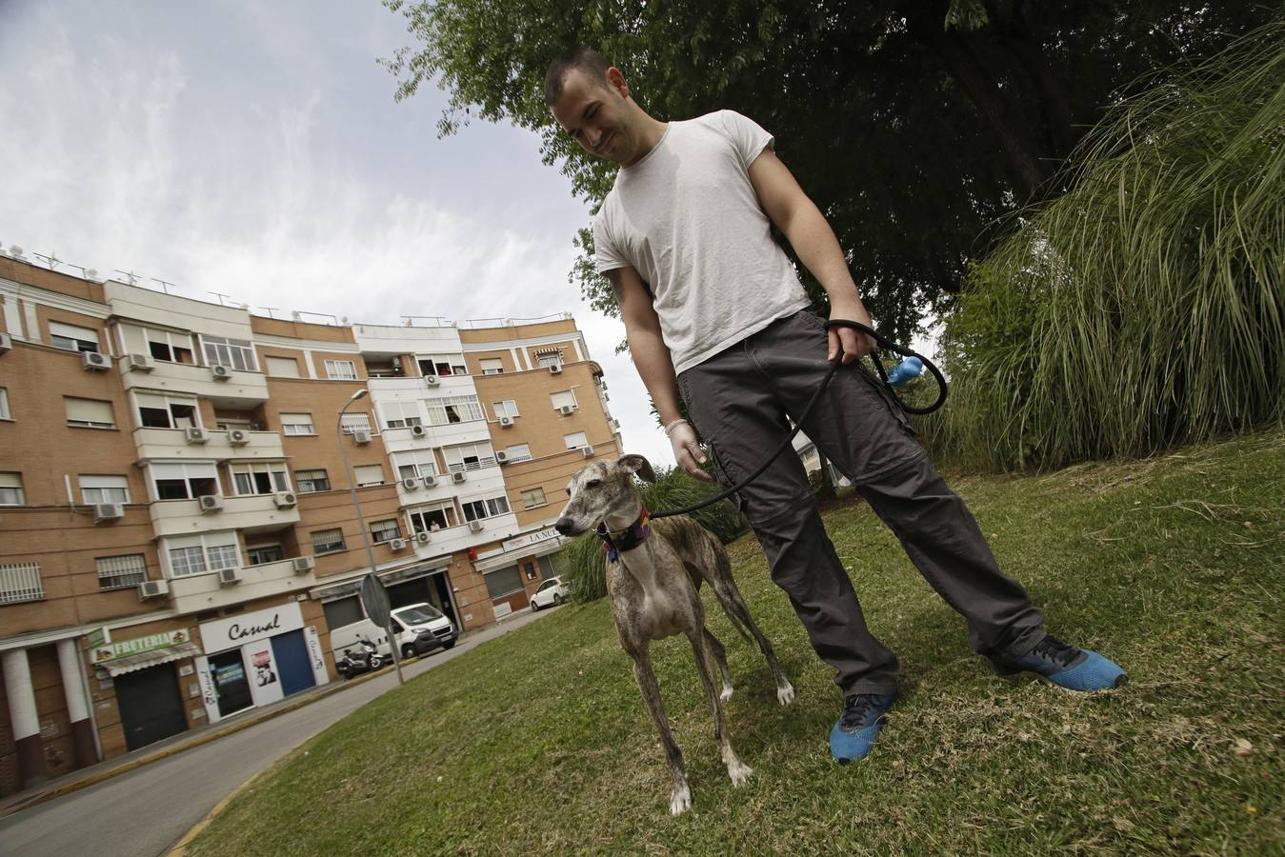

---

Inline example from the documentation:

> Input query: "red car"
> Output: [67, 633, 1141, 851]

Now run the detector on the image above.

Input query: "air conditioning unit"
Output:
[388, 537, 408, 551]
[198, 494, 224, 512]
[0, 332, 10, 354]
[498, 415, 514, 427]
[82, 351, 110, 371]
[582, 446, 595, 458]
[138, 579, 169, 599]
[273, 491, 297, 508]
[558, 404, 576, 415]
[424, 375, 440, 386]
[495, 450, 509, 464]
[217, 567, 242, 585]
[94, 502, 124, 522]
[410, 424, 427, 438]
[292, 556, 315, 574]
[401, 477, 420, 491]
[415, 530, 431, 545]
[451, 471, 467, 484]
[352, 429, 372, 444]
[421, 475, 436, 488]
[227, 429, 250, 446]
[127, 353, 154, 372]
[548, 364, 563, 375]
[210, 364, 231, 381]
[185, 427, 209, 444]
[468, 520, 484, 533]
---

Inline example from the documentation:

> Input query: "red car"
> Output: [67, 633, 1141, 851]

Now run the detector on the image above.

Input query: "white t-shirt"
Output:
[593, 110, 811, 375]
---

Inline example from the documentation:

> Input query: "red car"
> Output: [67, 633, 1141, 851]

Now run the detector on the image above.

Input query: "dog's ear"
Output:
[617, 454, 657, 483]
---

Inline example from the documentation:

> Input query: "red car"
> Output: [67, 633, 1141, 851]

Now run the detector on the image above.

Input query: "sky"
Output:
[0, 0, 676, 466]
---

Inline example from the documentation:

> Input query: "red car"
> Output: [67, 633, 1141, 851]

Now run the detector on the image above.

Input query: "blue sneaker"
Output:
[829, 692, 896, 764]
[992, 635, 1127, 691]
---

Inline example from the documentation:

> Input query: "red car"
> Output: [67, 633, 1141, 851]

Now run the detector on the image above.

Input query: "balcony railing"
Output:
[446, 457, 497, 473]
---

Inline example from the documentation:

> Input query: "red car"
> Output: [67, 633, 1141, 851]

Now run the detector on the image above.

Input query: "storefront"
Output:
[193, 602, 329, 724]
[90, 629, 203, 752]
[474, 527, 562, 618]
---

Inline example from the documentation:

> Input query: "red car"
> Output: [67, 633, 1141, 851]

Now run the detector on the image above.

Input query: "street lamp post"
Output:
[337, 388, 405, 686]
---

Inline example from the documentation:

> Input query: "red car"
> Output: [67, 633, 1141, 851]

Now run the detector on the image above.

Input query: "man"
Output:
[545, 47, 1125, 763]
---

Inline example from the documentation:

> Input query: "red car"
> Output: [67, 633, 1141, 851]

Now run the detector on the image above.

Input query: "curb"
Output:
[166, 762, 276, 856]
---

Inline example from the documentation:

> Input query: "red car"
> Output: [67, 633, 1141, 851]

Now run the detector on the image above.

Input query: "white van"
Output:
[329, 602, 457, 663]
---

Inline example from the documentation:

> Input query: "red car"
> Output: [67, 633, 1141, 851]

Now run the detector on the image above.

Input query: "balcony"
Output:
[411, 512, 520, 557]
[367, 374, 475, 396]
[168, 557, 316, 614]
[133, 427, 284, 462]
[149, 493, 301, 538]
[380, 420, 492, 454]
[121, 359, 269, 404]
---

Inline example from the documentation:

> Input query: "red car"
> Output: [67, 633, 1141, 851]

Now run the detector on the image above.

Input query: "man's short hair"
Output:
[544, 47, 611, 106]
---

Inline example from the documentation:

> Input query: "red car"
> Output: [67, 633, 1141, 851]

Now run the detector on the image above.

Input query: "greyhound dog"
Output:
[554, 454, 794, 815]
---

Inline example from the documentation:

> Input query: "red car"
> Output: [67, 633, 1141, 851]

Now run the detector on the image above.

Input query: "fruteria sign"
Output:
[91, 629, 191, 664]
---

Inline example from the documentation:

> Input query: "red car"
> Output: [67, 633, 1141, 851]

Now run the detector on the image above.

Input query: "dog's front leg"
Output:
[686, 628, 753, 787]
[629, 646, 692, 815]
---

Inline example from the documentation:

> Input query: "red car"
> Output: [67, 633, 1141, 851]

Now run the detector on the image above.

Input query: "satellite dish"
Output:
[85, 268, 99, 280]
[9, 245, 25, 259]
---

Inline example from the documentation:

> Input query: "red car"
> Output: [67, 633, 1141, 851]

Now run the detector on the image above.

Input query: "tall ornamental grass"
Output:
[934, 22, 1284, 471]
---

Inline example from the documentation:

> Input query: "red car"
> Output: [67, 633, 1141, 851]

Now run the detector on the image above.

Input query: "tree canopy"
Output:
[382, 0, 1273, 342]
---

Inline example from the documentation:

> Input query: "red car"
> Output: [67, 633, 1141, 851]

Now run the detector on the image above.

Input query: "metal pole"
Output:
[337, 392, 405, 685]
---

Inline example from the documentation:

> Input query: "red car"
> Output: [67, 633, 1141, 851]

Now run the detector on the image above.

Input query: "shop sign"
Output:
[86, 627, 111, 649]
[91, 629, 191, 664]
[502, 526, 560, 553]
[199, 602, 304, 653]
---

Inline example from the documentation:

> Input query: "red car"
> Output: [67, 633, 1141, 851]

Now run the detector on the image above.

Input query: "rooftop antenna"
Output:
[152, 278, 176, 295]
[260, 307, 280, 319]
[208, 291, 238, 307]
[114, 269, 140, 285]
[33, 250, 61, 270]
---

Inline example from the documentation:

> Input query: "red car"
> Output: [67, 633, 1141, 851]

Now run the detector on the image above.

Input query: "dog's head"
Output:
[554, 454, 657, 537]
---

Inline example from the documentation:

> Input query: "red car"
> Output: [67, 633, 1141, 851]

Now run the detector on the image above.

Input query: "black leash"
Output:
[649, 319, 947, 520]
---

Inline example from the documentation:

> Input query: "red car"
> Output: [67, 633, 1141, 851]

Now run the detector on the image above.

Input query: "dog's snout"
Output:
[554, 516, 576, 535]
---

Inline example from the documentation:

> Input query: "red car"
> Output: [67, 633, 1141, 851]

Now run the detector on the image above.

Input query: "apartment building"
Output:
[0, 256, 622, 794]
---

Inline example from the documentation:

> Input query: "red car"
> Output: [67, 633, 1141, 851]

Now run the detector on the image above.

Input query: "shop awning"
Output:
[101, 641, 203, 676]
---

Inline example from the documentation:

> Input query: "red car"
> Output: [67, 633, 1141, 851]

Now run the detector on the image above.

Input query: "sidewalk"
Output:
[0, 606, 549, 819]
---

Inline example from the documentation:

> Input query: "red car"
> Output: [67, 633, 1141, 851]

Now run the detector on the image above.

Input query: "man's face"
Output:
[550, 67, 635, 165]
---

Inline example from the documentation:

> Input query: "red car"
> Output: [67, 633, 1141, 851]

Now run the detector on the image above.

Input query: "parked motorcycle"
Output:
[336, 637, 384, 679]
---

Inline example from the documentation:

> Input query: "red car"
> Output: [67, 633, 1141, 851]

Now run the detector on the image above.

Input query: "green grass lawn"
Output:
[187, 431, 1283, 856]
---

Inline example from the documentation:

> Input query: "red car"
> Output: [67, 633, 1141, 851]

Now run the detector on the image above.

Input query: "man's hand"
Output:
[666, 419, 715, 482]
[827, 293, 877, 364]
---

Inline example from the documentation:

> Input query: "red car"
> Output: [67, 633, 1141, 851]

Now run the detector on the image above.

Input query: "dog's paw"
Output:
[726, 758, 753, 787]
[669, 783, 693, 815]
[719, 684, 734, 702]
[777, 682, 796, 706]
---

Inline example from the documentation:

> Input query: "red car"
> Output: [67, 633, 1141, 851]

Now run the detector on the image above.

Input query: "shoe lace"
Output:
[1031, 635, 1080, 669]
[840, 693, 883, 729]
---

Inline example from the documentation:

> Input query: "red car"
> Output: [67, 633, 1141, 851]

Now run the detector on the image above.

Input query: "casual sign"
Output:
[199, 602, 304, 653]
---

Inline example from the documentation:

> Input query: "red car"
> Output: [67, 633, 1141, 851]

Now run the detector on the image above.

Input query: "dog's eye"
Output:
[585, 479, 603, 489]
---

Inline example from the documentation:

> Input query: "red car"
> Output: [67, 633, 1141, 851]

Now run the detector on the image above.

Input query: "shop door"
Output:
[209, 650, 254, 718]
[271, 630, 317, 697]
[115, 665, 187, 751]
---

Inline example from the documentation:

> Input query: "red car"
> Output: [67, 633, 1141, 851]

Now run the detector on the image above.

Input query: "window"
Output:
[564, 432, 589, 449]
[395, 450, 438, 480]
[247, 545, 285, 565]
[49, 321, 100, 353]
[280, 413, 315, 435]
[0, 473, 24, 506]
[340, 412, 371, 434]
[206, 543, 240, 570]
[230, 463, 290, 496]
[521, 487, 547, 509]
[96, 555, 147, 590]
[550, 390, 577, 411]
[354, 464, 385, 487]
[479, 358, 504, 375]
[65, 397, 115, 429]
[295, 469, 331, 493]
[0, 562, 43, 604]
[325, 360, 357, 380]
[370, 519, 401, 543]
[504, 444, 533, 463]
[462, 495, 510, 522]
[311, 528, 346, 554]
[145, 329, 195, 364]
[165, 536, 239, 577]
[202, 335, 258, 371]
[135, 393, 198, 429]
[266, 356, 300, 378]
[0, 387, 9, 420]
[150, 462, 219, 500]
[536, 353, 563, 370]
[483, 565, 523, 599]
[443, 442, 496, 473]
[409, 504, 455, 533]
[80, 475, 130, 505]
[425, 395, 483, 426]
[380, 401, 423, 429]
[168, 546, 207, 577]
[417, 356, 467, 377]
[492, 400, 519, 420]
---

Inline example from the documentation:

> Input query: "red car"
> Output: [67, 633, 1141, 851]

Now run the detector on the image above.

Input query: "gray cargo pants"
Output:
[676, 310, 1045, 695]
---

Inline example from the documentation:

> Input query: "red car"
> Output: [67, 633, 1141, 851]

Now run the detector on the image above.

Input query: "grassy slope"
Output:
[188, 431, 1283, 856]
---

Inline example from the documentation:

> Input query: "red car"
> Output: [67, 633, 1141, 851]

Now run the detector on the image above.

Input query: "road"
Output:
[0, 606, 558, 857]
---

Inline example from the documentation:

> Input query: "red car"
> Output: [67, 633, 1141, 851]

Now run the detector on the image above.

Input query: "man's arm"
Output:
[747, 147, 875, 362]
[608, 267, 713, 481]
